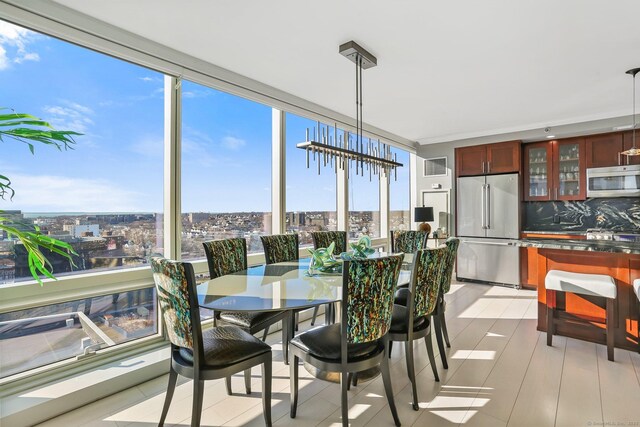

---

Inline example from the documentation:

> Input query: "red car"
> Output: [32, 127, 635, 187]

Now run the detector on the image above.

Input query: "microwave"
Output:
[586, 164, 640, 197]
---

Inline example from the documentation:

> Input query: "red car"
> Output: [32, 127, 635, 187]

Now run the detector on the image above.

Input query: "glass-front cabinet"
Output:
[525, 142, 552, 200]
[524, 138, 586, 201]
[553, 138, 585, 200]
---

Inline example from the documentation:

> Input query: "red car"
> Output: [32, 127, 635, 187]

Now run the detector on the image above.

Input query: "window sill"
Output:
[0, 343, 171, 427]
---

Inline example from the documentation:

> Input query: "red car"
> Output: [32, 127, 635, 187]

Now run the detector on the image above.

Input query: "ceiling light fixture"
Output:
[297, 40, 403, 180]
[546, 135, 556, 139]
[621, 67, 640, 157]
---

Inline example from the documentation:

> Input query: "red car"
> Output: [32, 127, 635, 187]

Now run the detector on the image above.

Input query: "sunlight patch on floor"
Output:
[451, 350, 496, 360]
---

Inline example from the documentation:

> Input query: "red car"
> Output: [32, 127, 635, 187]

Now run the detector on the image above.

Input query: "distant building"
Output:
[0, 210, 33, 240]
[63, 224, 100, 238]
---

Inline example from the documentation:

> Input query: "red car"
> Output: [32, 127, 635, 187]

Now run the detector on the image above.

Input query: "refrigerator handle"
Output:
[487, 183, 492, 229]
[481, 184, 487, 229]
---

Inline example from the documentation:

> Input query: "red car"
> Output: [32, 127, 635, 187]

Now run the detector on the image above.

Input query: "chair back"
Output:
[408, 247, 448, 319]
[260, 234, 299, 264]
[440, 237, 460, 295]
[391, 230, 429, 253]
[311, 231, 347, 254]
[150, 257, 202, 357]
[203, 238, 248, 279]
[341, 254, 404, 344]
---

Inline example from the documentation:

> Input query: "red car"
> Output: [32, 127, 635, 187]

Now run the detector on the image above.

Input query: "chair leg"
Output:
[433, 315, 448, 369]
[225, 376, 232, 395]
[289, 355, 299, 418]
[546, 289, 555, 347]
[311, 306, 319, 326]
[263, 359, 272, 426]
[191, 379, 205, 427]
[347, 373, 352, 391]
[606, 298, 615, 362]
[295, 312, 299, 332]
[262, 325, 270, 342]
[380, 343, 402, 427]
[388, 340, 394, 358]
[340, 370, 349, 427]
[244, 368, 252, 394]
[352, 372, 358, 387]
[283, 313, 291, 365]
[405, 340, 419, 411]
[425, 328, 440, 382]
[158, 365, 178, 426]
[440, 312, 451, 348]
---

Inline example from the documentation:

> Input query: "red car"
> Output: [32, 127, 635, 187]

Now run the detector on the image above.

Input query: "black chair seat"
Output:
[290, 323, 382, 361]
[394, 287, 410, 306]
[219, 310, 285, 331]
[179, 325, 271, 368]
[389, 304, 428, 333]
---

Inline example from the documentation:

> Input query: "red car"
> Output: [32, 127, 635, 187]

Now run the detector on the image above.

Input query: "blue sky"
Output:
[0, 20, 408, 214]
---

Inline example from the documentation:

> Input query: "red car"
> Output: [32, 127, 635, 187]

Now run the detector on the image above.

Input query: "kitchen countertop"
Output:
[521, 230, 586, 236]
[518, 238, 640, 254]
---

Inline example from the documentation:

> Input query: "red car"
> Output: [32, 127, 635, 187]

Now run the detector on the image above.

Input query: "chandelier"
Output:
[297, 41, 403, 180]
[621, 67, 640, 157]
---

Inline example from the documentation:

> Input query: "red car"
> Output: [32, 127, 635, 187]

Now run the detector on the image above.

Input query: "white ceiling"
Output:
[52, 0, 640, 144]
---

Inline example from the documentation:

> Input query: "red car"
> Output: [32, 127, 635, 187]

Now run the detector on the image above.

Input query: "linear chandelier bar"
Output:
[298, 40, 403, 180]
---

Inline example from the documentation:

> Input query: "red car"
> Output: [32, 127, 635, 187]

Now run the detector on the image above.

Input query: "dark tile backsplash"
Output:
[524, 198, 640, 232]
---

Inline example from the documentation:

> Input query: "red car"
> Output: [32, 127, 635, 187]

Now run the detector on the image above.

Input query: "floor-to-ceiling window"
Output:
[348, 136, 381, 239]
[389, 148, 410, 232]
[0, 20, 163, 378]
[180, 81, 272, 259]
[285, 115, 337, 246]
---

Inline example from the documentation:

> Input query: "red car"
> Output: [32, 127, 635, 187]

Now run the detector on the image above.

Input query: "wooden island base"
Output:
[536, 248, 639, 352]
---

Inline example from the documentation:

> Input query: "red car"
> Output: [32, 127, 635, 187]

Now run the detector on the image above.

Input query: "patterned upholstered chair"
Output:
[391, 230, 429, 253]
[150, 256, 272, 427]
[203, 239, 290, 366]
[309, 231, 347, 325]
[388, 246, 448, 410]
[289, 255, 404, 427]
[431, 237, 460, 369]
[260, 234, 303, 333]
[311, 230, 348, 254]
[260, 234, 299, 265]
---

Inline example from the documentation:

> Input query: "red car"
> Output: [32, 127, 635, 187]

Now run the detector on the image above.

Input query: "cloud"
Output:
[43, 101, 94, 134]
[0, 21, 40, 70]
[5, 173, 146, 212]
[221, 136, 246, 150]
[182, 89, 212, 99]
[139, 76, 155, 82]
[129, 136, 164, 157]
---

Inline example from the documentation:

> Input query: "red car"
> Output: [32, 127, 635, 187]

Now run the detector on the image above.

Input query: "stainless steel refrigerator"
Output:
[456, 173, 520, 288]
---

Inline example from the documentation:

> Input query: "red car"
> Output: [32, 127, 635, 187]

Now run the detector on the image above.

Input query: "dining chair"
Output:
[289, 255, 404, 427]
[309, 230, 347, 325]
[431, 237, 460, 369]
[203, 239, 290, 371]
[150, 256, 272, 427]
[391, 230, 429, 253]
[260, 233, 304, 334]
[388, 246, 448, 410]
[260, 233, 299, 264]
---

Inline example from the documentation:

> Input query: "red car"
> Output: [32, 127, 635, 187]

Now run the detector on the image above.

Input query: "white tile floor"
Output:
[36, 281, 640, 427]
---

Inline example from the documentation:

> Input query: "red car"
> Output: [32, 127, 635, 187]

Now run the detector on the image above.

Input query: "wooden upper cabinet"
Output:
[455, 145, 487, 176]
[553, 138, 586, 200]
[622, 131, 640, 165]
[455, 141, 520, 177]
[487, 140, 521, 174]
[585, 133, 624, 168]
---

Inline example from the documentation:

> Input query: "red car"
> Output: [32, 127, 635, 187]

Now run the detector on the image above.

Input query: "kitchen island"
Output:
[520, 238, 640, 352]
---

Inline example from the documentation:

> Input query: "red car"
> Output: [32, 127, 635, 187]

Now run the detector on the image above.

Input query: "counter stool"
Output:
[545, 269, 617, 361]
[634, 279, 640, 353]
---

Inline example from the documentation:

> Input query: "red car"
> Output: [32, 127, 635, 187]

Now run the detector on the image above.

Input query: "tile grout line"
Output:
[455, 295, 533, 427]
[552, 336, 568, 427]
[505, 300, 544, 427]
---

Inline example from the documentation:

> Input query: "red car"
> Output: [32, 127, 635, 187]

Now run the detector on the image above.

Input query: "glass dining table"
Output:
[196, 253, 412, 364]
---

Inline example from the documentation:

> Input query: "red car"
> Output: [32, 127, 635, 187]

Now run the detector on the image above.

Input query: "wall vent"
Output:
[423, 157, 447, 177]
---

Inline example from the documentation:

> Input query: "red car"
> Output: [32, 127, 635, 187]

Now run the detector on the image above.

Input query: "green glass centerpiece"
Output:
[307, 241, 341, 275]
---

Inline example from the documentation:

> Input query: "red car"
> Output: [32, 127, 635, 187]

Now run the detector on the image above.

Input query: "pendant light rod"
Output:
[622, 67, 640, 156]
